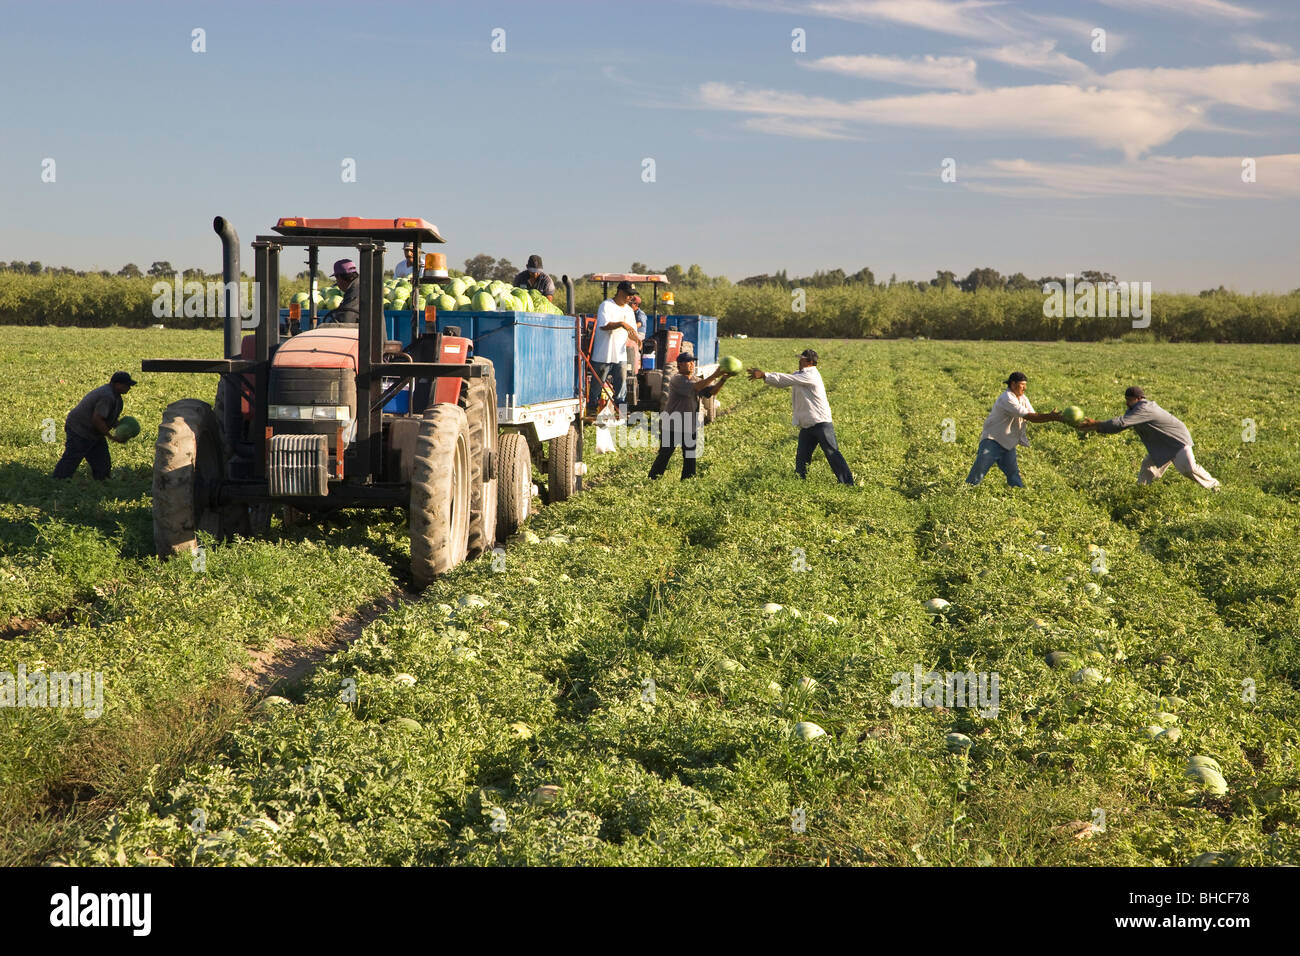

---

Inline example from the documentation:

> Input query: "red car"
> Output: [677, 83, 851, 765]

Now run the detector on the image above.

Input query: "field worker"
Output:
[394, 243, 415, 279]
[514, 254, 556, 302]
[965, 372, 1062, 487]
[53, 371, 136, 481]
[324, 259, 360, 324]
[625, 293, 647, 372]
[1076, 387, 1221, 491]
[649, 352, 731, 481]
[587, 280, 642, 420]
[747, 348, 855, 485]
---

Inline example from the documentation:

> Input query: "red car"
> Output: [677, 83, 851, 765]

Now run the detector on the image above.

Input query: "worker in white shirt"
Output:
[748, 348, 855, 485]
[966, 372, 1062, 487]
[587, 280, 642, 419]
[394, 243, 415, 279]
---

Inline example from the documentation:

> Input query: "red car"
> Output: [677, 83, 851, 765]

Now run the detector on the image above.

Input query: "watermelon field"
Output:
[2, 326, 1298, 867]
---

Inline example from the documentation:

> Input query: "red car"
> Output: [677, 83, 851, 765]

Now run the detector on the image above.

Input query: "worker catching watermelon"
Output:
[52, 371, 137, 481]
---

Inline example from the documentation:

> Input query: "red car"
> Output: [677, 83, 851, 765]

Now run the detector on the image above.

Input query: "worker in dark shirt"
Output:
[322, 259, 360, 323]
[53, 371, 135, 480]
[648, 352, 731, 480]
[513, 254, 556, 302]
[1076, 386, 1221, 490]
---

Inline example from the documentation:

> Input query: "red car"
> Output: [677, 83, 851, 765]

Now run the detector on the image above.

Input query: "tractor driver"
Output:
[514, 254, 556, 302]
[324, 259, 360, 324]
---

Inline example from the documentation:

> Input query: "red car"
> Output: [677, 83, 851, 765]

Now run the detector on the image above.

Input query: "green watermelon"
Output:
[437, 294, 457, 312]
[113, 416, 141, 441]
[1061, 405, 1085, 425]
[472, 290, 497, 312]
[720, 355, 743, 374]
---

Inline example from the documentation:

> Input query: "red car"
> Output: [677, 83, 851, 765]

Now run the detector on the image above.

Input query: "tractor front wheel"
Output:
[410, 404, 472, 588]
[152, 399, 242, 558]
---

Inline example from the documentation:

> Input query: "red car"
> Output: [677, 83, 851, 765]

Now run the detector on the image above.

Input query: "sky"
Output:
[1, 0, 1297, 292]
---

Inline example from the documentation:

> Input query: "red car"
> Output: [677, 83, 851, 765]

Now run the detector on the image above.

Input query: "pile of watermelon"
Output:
[293, 276, 564, 315]
[386, 275, 563, 314]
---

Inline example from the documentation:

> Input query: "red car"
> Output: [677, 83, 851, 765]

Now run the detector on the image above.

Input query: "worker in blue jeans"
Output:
[966, 372, 1061, 486]
[748, 349, 855, 485]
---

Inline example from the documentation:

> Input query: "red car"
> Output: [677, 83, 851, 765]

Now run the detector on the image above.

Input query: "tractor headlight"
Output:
[312, 405, 351, 421]
[269, 405, 349, 421]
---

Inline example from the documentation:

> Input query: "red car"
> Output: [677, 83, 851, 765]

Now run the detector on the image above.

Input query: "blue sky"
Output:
[2, 0, 1297, 291]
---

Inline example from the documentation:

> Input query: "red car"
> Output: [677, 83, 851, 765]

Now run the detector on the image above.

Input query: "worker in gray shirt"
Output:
[648, 352, 731, 480]
[1076, 386, 1220, 490]
[53, 371, 135, 480]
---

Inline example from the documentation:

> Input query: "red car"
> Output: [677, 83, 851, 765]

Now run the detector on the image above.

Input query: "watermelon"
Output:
[113, 416, 140, 441]
[924, 597, 950, 613]
[437, 294, 457, 312]
[471, 290, 497, 312]
[455, 295, 472, 309]
[390, 717, 423, 732]
[720, 355, 743, 374]
[945, 732, 973, 753]
[1185, 761, 1228, 794]
[793, 721, 826, 741]
[1061, 405, 1085, 425]
[495, 294, 517, 312]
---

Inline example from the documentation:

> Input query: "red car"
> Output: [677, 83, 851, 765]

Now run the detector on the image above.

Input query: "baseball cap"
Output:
[629, 294, 642, 305]
[333, 258, 358, 278]
[526, 254, 544, 270]
[616, 280, 637, 295]
[402, 243, 414, 252]
[1125, 386, 1146, 400]
[1005, 371, 1027, 385]
[111, 371, 138, 387]
[800, 348, 819, 365]
[676, 352, 695, 364]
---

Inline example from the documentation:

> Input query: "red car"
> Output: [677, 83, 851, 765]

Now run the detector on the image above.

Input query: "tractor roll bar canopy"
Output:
[272, 217, 447, 243]
[588, 273, 668, 284]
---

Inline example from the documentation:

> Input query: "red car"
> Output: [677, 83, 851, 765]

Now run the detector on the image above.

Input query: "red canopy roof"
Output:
[272, 217, 446, 242]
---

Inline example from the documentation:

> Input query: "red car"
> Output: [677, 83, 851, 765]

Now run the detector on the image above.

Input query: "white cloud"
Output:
[979, 40, 1097, 82]
[1234, 34, 1294, 58]
[805, 0, 1016, 41]
[1093, 0, 1263, 21]
[1104, 59, 1300, 111]
[803, 54, 979, 89]
[962, 154, 1300, 198]
[699, 81, 1205, 158]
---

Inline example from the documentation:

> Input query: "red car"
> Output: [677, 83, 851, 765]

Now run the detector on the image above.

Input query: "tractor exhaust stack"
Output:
[562, 274, 574, 316]
[214, 216, 241, 359]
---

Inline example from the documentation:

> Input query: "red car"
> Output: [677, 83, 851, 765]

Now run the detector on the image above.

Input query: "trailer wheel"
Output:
[410, 404, 471, 588]
[496, 431, 532, 539]
[152, 399, 242, 558]
[464, 357, 498, 559]
[547, 425, 577, 502]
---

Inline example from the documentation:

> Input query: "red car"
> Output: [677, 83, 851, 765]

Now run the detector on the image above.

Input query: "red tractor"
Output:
[142, 216, 580, 586]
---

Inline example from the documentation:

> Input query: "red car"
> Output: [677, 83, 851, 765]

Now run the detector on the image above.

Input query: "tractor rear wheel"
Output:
[495, 431, 532, 539]
[152, 399, 243, 557]
[547, 425, 577, 502]
[464, 357, 498, 559]
[410, 404, 471, 588]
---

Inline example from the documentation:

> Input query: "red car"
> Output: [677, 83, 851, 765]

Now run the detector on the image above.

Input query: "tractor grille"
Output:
[268, 434, 330, 497]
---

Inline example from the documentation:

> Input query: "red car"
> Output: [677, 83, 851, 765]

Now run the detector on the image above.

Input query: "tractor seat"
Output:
[383, 340, 410, 361]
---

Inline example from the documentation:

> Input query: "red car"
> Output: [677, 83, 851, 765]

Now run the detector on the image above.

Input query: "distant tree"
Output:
[492, 257, 517, 282]
[959, 267, 1003, 292]
[118, 263, 142, 278]
[182, 267, 206, 280]
[462, 253, 495, 278]
[664, 264, 685, 285]
[1036, 276, 1066, 289]
[99, 270, 111, 277]
[847, 266, 875, 286]
[1005, 272, 1036, 292]
[630, 261, 651, 275]
[1199, 285, 1229, 297]
[931, 270, 957, 290]
[685, 264, 707, 285]
[148, 261, 173, 277]
[738, 273, 781, 287]
[888, 272, 897, 287]
[1079, 269, 1117, 286]
[27, 261, 42, 275]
